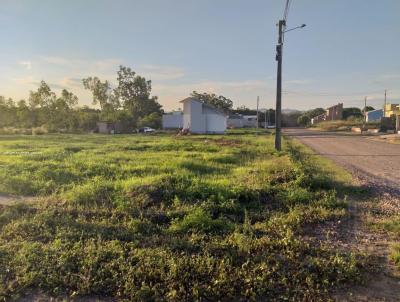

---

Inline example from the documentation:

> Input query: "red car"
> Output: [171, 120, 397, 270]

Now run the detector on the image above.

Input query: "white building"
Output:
[227, 114, 257, 128]
[162, 111, 183, 129]
[181, 97, 227, 134]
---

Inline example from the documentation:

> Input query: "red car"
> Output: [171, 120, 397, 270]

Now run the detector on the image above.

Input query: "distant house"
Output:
[162, 111, 183, 129]
[365, 109, 383, 122]
[384, 103, 400, 118]
[384, 104, 400, 132]
[326, 103, 343, 121]
[181, 97, 227, 134]
[227, 114, 257, 128]
[311, 103, 343, 124]
[97, 121, 126, 134]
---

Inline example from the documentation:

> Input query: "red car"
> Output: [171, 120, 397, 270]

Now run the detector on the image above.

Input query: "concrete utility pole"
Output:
[264, 109, 267, 129]
[275, 20, 285, 151]
[363, 96, 367, 132]
[274, 1, 305, 150]
[256, 96, 260, 134]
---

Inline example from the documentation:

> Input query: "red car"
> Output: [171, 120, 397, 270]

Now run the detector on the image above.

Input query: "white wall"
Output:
[182, 99, 226, 134]
[227, 118, 243, 128]
[183, 100, 206, 133]
[206, 114, 227, 133]
[162, 114, 183, 129]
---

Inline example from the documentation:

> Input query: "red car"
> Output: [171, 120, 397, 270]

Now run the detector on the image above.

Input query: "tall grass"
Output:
[0, 131, 362, 301]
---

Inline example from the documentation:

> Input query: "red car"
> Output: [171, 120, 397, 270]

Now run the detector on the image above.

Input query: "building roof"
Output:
[180, 97, 226, 116]
[366, 109, 383, 114]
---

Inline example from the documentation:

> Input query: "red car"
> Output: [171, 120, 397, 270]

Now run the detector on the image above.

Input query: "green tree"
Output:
[75, 106, 100, 131]
[297, 115, 311, 126]
[304, 108, 326, 119]
[343, 107, 363, 120]
[137, 112, 162, 129]
[115, 65, 162, 121]
[191, 91, 233, 113]
[0, 96, 17, 127]
[28, 81, 57, 127]
[46, 89, 79, 131]
[82, 76, 119, 122]
[83, 66, 162, 125]
[16, 100, 33, 128]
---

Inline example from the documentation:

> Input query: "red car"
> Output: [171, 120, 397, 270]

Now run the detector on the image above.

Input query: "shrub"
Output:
[169, 208, 234, 234]
[65, 177, 115, 207]
[32, 126, 48, 135]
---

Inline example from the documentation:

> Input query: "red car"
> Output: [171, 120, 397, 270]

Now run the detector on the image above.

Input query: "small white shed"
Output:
[162, 111, 183, 129]
[180, 97, 227, 134]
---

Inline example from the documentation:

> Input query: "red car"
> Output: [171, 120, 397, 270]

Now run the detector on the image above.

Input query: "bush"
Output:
[32, 126, 48, 135]
[169, 208, 234, 234]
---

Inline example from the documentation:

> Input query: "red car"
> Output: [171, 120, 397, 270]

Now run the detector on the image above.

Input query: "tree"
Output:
[46, 89, 79, 131]
[28, 81, 56, 109]
[343, 107, 363, 120]
[82, 76, 119, 122]
[0, 96, 17, 127]
[190, 91, 233, 113]
[83, 66, 163, 125]
[232, 105, 257, 115]
[297, 115, 311, 126]
[115, 66, 162, 120]
[296, 108, 325, 127]
[16, 100, 33, 128]
[28, 81, 57, 127]
[137, 112, 162, 129]
[304, 108, 326, 119]
[75, 106, 100, 131]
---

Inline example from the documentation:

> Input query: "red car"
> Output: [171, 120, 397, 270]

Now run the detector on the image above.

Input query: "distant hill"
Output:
[282, 109, 302, 114]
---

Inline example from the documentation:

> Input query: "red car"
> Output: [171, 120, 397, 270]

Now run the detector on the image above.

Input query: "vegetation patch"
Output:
[0, 132, 363, 301]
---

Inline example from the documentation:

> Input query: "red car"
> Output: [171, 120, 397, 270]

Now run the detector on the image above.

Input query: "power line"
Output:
[283, 0, 292, 22]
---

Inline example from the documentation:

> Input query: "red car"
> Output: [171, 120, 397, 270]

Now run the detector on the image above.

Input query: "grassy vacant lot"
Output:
[0, 131, 362, 301]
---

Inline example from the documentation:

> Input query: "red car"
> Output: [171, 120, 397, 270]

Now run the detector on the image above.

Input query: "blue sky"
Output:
[0, 0, 399, 111]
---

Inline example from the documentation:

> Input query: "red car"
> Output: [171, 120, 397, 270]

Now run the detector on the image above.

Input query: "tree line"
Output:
[0, 66, 164, 133]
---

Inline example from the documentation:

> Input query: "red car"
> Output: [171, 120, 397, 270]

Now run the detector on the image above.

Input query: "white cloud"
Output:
[12, 76, 35, 85]
[40, 56, 70, 65]
[152, 79, 273, 110]
[19, 61, 32, 70]
[139, 64, 185, 80]
[284, 79, 313, 85]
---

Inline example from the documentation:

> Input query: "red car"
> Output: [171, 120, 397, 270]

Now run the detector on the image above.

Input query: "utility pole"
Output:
[363, 96, 367, 132]
[264, 109, 267, 129]
[275, 20, 285, 151]
[256, 96, 260, 134]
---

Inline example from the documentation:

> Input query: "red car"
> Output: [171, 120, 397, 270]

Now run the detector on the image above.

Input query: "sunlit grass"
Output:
[0, 131, 363, 301]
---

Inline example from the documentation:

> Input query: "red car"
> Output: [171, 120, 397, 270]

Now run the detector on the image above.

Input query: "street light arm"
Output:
[284, 24, 306, 33]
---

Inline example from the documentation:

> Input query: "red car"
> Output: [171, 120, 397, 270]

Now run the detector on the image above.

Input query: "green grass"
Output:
[371, 215, 400, 269]
[0, 131, 362, 301]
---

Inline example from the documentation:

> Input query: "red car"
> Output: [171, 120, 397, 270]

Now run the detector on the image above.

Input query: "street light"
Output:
[284, 24, 306, 34]
[274, 22, 306, 151]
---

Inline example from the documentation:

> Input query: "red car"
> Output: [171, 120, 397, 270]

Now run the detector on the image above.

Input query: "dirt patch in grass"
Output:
[212, 138, 243, 147]
[0, 194, 34, 205]
[303, 180, 400, 301]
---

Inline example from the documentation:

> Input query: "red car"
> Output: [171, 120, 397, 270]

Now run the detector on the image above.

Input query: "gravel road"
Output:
[284, 128, 400, 195]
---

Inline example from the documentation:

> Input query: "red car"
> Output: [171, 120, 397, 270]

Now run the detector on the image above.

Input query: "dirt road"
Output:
[284, 128, 400, 195]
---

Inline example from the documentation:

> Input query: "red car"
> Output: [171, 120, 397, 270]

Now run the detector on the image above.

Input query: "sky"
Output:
[0, 0, 399, 111]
